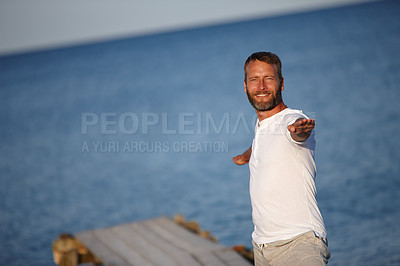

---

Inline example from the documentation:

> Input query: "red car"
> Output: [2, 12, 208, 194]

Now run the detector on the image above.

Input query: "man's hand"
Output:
[233, 154, 249, 165]
[287, 118, 315, 142]
[233, 146, 252, 165]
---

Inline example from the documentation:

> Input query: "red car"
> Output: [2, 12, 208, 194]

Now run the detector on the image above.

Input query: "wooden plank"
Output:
[130, 222, 201, 266]
[92, 228, 152, 266]
[154, 217, 224, 251]
[75, 230, 130, 266]
[144, 217, 227, 266]
[112, 223, 178, 266]
[144, 218, 212, 254]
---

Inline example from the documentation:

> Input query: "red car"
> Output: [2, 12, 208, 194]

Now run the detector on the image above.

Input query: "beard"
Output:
[246, 88, 282, 112]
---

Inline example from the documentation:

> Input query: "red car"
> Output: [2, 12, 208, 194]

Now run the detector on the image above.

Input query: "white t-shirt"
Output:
[249, 108, 326, 244]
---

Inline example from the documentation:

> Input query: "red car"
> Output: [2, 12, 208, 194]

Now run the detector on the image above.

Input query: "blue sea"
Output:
[1, 1, 399, 265]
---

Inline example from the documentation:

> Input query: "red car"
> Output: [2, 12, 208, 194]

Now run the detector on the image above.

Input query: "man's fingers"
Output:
[289, 119, 315, 133]
[295, 118, 314, 126]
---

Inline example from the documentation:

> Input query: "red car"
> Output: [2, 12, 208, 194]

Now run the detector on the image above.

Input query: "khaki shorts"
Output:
[252, 231, 331, 266]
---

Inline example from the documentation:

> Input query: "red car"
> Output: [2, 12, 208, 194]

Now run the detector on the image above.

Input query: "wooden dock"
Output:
[53, 216, 252, 266]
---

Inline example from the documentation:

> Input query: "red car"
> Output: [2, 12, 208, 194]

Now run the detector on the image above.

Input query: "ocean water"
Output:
[1, 1, 399, 265]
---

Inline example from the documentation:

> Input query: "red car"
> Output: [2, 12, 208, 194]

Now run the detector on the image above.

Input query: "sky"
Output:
[0, 0, 378, 56]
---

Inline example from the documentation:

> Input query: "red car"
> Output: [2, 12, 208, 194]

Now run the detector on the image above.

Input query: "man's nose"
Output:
[260, 80, 267, 90]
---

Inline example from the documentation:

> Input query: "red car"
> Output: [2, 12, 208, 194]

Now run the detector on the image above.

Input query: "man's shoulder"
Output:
[284, 108, 305, 116]
[276, 108, 307, 124]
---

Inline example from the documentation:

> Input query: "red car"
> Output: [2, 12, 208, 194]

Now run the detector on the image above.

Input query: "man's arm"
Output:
[287, 118, 315, 142]
[233, 146, 252, 165]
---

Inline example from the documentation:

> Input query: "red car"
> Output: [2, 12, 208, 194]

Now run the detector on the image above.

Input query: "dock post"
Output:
[52, 233, 100, 266]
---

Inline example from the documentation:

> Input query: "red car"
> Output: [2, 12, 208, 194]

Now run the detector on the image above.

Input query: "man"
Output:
[233, 52, 330, 265]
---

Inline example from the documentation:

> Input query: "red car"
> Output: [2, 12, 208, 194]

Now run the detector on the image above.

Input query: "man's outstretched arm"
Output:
[287, 118, 315, 142]
[233, 146, 252, 165]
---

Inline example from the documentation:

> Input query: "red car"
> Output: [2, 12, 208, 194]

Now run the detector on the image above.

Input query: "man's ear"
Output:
[281, 78, 285, 92]
[244, 81, 247, 94]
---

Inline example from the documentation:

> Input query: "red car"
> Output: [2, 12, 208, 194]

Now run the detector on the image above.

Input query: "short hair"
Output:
[244, 52, 283, 84]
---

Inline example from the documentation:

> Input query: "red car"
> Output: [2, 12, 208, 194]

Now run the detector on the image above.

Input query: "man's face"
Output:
[244, 60, 283, 112]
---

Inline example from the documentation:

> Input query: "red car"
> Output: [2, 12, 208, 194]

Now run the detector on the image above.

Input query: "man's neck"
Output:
[256, 102, 287, 122]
